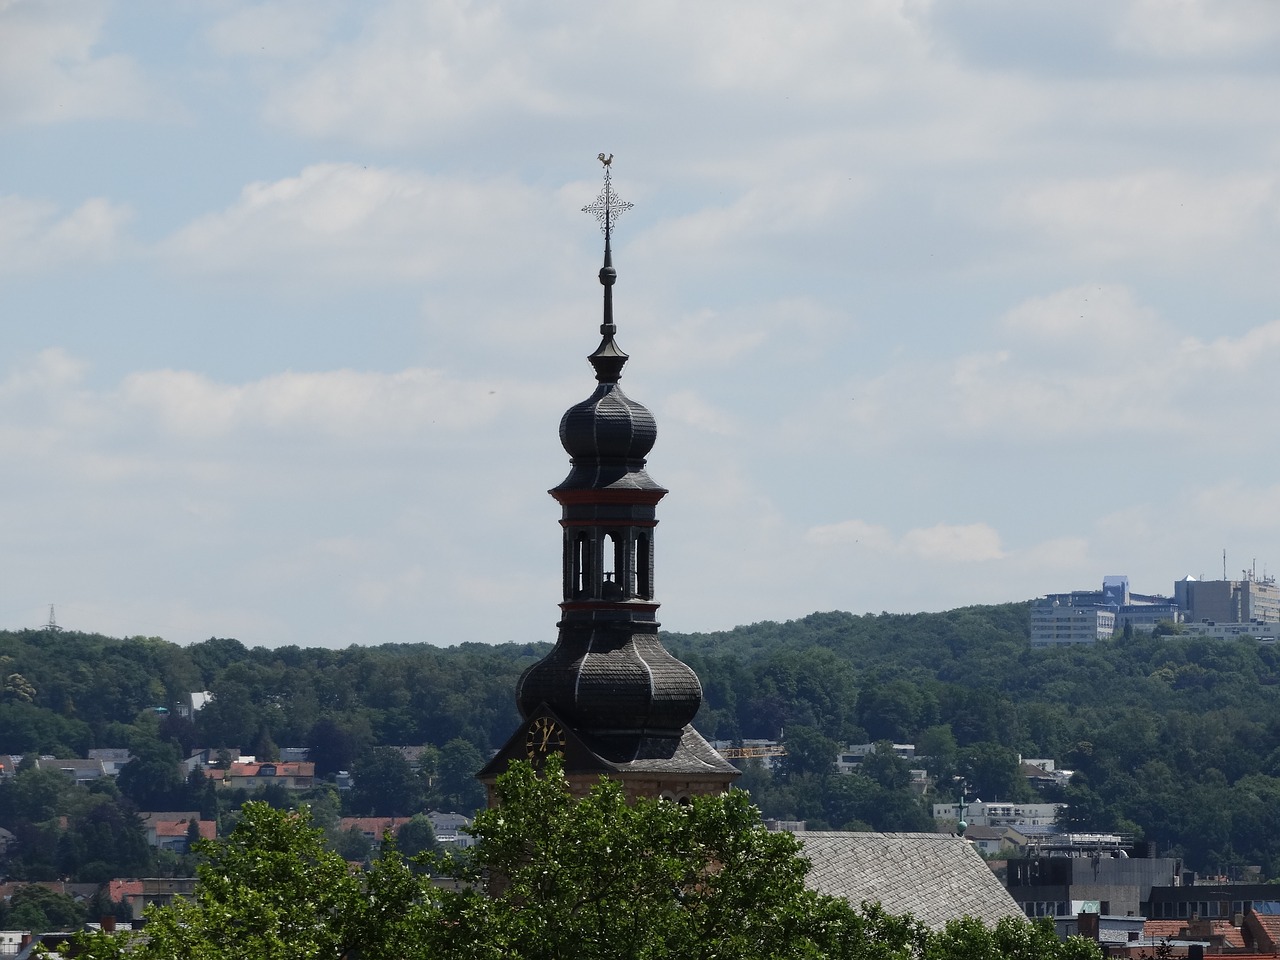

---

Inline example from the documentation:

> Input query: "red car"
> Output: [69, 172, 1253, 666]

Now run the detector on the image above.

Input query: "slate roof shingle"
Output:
[798, 832, 1024, 930]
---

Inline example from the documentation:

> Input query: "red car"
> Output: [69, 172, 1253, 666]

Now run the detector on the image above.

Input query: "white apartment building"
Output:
[933, 799, 1063, 828]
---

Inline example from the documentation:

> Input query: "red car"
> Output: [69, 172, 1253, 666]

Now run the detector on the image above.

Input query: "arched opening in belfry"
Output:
[573, 532, 592, 598]
[603, 531, 624, 599]
[636, 532, 651, 599]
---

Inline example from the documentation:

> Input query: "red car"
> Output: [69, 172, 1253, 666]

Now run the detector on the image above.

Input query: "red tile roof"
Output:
[1144, 920, 1185, 939]
[1252, 914, 1280, 950]
[153, 819, 216, 840]
[339, 817, 408, 838]
[1210, 919, 1245, 948]
[105, 879, 145, 902]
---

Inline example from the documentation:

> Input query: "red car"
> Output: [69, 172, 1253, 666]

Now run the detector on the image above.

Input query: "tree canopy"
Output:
[8, 605, 1280, 875]
[75, 761, 1101, 960]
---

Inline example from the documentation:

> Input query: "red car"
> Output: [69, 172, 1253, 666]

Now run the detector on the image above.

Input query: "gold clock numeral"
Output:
[525, 717, 566, 760]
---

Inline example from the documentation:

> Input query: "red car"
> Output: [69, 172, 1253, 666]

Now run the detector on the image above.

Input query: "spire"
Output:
[476, 156, 740, 803]
[581, 155, 634, 383]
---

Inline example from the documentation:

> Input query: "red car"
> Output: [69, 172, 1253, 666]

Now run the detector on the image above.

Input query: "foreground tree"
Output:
[426, 758, 828, 960]
[76, 761, 1102, 960]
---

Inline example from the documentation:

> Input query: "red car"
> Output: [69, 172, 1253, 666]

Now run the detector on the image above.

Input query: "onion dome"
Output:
[555, 383, 662, 492]
[517, 627, 702, 735]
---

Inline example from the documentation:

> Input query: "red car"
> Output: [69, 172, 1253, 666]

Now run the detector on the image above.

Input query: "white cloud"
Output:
[0, 346, 89, 395]
[805, 519, 895, 550]
[0, 0, 162, 124]
[822, 288, 1280, 447]
[255, 0, 572, 143]
[1002, 284, 1159, 347]
[0, 195, 133, 273]
[206, 0, 345, 61]
[661, 390, 740, 437]
[1006, 171, 1278, 263]
[211, 0, 948, 154]
[902, 523, 1006, 562]
[1018, 536, 1091, 571]
[805, 519, 1004, 562]
[1115, 0, 1280, 58]
[636, 175, 871, 264]
[117, 365, 550, 441]
[1189, 482, 1280, 533]
[162, 163, 575, 291]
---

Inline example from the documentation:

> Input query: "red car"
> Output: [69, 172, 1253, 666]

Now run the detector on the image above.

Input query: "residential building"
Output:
[204, 761, 315, 791]
[32, 757, 106, 785]
[962, 824, 1010, 857]
[835, 742, 915, 774]
[933, 799, 1063, 829]
[1021, 759, 1073, 790]
[87, 748, 133, 776]
[125, 878, 198, 921]
[429, 811, 476, 848]
[339, 817, 407, 850]
[1, 931, 27, 955]
[139, 812, 216, 852]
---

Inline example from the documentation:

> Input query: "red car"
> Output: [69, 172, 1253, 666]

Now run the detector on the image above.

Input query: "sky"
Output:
[4, 0, 1280, 649]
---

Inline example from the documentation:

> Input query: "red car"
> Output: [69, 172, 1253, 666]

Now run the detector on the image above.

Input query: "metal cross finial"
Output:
[581, 156, 633, 234]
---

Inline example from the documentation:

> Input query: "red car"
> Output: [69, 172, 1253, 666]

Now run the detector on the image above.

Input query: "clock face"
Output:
[525, 716, 567, 760]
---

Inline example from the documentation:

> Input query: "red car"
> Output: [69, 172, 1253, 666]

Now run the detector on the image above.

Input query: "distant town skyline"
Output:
[4, 2, 1280, 648]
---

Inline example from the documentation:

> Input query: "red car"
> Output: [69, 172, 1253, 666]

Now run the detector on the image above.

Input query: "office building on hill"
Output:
[1030, 576, 1180, 648]
[1174, 573, 1280, 626]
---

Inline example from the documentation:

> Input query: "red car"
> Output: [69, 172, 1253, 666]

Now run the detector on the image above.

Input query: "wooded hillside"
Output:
[4, 604, 1280, 880]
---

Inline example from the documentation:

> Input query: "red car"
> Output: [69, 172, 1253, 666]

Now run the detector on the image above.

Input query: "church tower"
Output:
[478, 162, 739, 803]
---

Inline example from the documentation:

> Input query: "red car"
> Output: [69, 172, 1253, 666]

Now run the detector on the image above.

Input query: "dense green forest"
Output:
[4, 603, 1280, 884]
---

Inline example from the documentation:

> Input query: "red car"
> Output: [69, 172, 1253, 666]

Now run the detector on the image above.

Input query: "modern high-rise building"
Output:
[477, 164, 738, 804]
[1174, 574, 1280, 625]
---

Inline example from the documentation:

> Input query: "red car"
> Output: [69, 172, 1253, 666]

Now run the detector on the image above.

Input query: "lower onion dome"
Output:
[517, 623, 702, 735]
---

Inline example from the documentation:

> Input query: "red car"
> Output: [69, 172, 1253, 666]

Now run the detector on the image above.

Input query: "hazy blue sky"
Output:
[4, 0, 1280, 648]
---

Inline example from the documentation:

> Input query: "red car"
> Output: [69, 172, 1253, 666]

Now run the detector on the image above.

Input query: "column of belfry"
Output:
[477, 160, 739, 804]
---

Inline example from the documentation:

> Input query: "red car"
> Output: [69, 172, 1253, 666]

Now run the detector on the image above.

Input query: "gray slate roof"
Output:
[798, 831, 1024, 930]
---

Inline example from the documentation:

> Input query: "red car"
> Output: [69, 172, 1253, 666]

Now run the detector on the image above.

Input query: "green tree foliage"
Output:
[959, 742, 1034, 802]
[349, 746, 423, 817]
[432, 738, 486, 814]
[79, 802, 368, 959]
[12, 603, 1280, 876]
[75, 762, 1101, 960]
[782, 725, 838, 780]
[2, 884, 87, 933]
[395, 813, 439, 859]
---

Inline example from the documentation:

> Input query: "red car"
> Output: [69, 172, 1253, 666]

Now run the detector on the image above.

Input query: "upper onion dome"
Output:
[559, 382, 656, 462]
